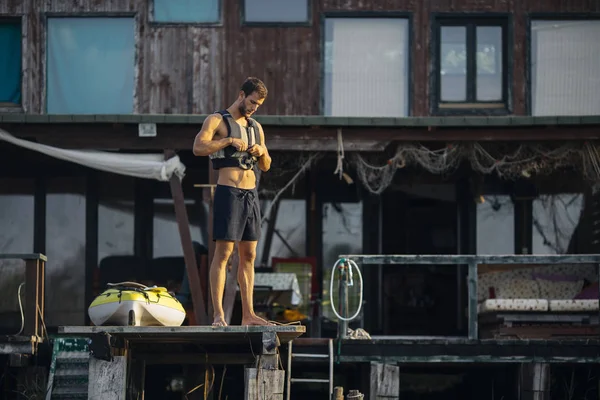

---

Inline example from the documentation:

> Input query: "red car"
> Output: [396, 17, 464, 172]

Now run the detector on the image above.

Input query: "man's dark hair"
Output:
[241, 77, 268, 99]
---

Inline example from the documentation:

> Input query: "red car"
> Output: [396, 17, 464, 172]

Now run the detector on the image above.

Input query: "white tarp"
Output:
[0, 128, 185, 181]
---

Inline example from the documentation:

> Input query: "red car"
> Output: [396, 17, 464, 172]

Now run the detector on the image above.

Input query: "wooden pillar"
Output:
[369, 362, 399, 400]
[24, 257, 45, 338]
[85, 172, 99, 325]
[244, 331, 285, 400]
[165, 150, 207, 325]
[519, 363, 550, 400]
[333, 387, 344, 400]
[88, 356, 127, 400]
[207, 161, 217, 320]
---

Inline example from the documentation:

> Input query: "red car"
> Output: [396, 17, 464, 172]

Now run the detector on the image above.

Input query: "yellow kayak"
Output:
[88, 282, 186, 327]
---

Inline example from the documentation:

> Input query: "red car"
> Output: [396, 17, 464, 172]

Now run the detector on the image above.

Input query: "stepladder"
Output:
[286, 338, 334, 400]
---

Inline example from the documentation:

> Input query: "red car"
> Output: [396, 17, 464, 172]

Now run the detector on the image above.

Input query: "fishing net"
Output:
[350, 141, 600, 195]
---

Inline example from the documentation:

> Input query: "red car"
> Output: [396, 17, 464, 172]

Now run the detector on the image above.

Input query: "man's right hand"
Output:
[230, 138, 248, 152]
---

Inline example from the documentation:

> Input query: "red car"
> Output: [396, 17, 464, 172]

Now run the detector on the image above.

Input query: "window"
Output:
[530, 20, 600, 116]
[46, 18, 135, 114]
[243, 0, 309, 24]
[433, 17, 508, 113]
[324, 17, 410, 117]
[0, 20, 21, 106]
[153, 0, 219, 23]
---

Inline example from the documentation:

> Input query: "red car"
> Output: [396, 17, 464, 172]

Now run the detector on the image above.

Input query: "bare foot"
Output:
[241, 314, 274, 326]
[212, 315, 228, 327]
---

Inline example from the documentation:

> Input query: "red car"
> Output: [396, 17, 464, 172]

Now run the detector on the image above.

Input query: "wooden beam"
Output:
[207, 161, 216, 323]
[88, 356, 127, 400]
[4, 123, 600, 151]
[165, 150, 207, 325]
[85, 172, 99, 326]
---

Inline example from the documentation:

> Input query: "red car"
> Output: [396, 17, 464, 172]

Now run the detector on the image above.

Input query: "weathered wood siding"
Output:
[1, 0, 599, 115]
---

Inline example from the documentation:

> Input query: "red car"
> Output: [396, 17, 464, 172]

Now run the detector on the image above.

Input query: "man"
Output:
[193, 77, 272, 327]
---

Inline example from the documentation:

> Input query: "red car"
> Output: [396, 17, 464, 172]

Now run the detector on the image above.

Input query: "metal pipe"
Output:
[337, 262, 349, 340]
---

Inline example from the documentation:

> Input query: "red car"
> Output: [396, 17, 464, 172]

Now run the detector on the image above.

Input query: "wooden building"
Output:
[1, 0, 600, 398]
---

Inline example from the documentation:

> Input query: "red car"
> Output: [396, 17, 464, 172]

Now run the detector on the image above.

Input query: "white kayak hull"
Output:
[88, 300, 186, 327]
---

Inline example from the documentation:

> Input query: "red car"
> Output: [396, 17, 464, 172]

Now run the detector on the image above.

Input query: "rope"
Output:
[334, 128, 344, 180]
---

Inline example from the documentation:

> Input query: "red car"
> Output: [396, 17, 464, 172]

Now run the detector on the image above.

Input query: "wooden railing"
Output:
[337, 254, 600, 340]
[0, 253, 46, 339]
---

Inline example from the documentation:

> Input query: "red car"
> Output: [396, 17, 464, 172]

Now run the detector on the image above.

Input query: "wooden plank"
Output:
[369, 363, 399, 400]
[165, 150, 208, 325]
[244, 368, 285, 400]
[340, 254, 600, 265]
[23, 259, 40, 338]
[519, 363, 550, 400]
[0, 253, 47, 261]
[467, 261, 478, 340]
[85, 172, 99, 326]
[88, 356, 127, 400]
[4, 123, 600, 152]
[58, 325, 305, 345]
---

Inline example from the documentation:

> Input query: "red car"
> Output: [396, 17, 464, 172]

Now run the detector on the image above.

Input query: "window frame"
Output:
[42, 13, 139, 115]
[149, 0, 222, 26]
[526, 13, 600, 116]
[241, 0, 312, 27]
[0, 16, 24, 112]
[430, 13, 512, 116]
[320, 11, 414, 117]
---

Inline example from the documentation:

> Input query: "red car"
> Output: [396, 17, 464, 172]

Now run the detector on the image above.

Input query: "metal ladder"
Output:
[286, 339, 334, 400]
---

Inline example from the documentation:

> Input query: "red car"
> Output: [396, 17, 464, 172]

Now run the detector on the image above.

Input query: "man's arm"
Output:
[193, 114, 232, 156]
[256, 122, 271, 172]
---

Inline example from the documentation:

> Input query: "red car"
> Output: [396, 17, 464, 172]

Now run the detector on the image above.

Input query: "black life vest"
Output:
[209, 110, 261, 170]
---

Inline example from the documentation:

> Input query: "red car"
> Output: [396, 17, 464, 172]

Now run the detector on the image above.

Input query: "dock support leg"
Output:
[519, 363, 550, 400]
[369, 362, 399, 400]
[244, 331, 285, 400]
[88, 356, 127, 400]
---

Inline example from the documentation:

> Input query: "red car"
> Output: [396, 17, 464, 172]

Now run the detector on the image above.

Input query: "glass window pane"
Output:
[531, 20, 600, 116]
[245, 0, 308, 23]
[47, 18, 135, 114]
[476, 26, 502, 101]
[0, 179, 34, 334]
[532, 194, 583, 254]
[321, 202, 362, 321]
[46, 178, 86, 326]
[256, 199, 306, 264]
[0, 21, 21, 105]
[440, 26, 467, 102]
[154, 0, 220, 23]
[324, 18, 409, 117]
[477, 195, 514, 254]
[98, 174, 134, 263]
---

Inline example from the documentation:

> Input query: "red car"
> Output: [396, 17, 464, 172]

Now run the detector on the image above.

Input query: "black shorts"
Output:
[213, 184, 261, 242]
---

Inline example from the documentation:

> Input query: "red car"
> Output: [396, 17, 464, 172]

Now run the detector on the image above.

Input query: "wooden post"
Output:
[333, 386, 344, 400]
[245, 331, 285, 400]
[207, 161, 217, 321]
[165, 150, 207, 325]
[24, 258, 44, 338]
[369, 362, 399, 400]
[519, 363, 550, 400]
[88, 356, 127, 400]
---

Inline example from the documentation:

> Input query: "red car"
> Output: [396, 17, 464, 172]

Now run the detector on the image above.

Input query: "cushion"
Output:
[496, 279, 540, 299]
[536, 278, 584, 300]
[548, 299, 599, 312]
[478, 299, 548, 314]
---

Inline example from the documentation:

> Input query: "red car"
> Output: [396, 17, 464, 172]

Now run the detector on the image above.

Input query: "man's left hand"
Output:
[247, 144, 265, 157]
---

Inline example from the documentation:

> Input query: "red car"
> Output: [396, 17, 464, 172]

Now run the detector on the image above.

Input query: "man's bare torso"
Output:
[213, 115, 257, 190]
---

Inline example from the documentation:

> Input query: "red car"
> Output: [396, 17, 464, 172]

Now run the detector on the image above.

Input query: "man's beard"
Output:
[239, 104, 251, 116]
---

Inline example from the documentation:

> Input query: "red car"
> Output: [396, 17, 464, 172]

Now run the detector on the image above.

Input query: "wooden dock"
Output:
[57, 325, 305, 399]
